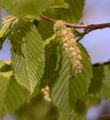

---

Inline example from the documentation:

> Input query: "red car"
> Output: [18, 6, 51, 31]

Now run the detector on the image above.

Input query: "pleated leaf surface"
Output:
[51, 43, 92, 112]
[10, 22, 45, 93]
[0, 60, 29, 115]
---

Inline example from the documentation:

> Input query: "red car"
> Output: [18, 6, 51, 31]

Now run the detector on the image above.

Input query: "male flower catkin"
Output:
[54, 20, 82, 74]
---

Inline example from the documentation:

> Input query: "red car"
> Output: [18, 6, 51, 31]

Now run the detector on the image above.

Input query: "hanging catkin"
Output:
[54, 20, 82, 74]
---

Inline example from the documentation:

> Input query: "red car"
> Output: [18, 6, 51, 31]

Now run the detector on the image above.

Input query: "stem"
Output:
[84, 23, 110, 34]
[41, 15, 87, 28]
[41, 15, 110, 38]
[41, 15, 56, 23]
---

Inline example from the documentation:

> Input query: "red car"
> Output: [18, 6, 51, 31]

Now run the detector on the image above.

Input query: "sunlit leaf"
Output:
[42, 36, 92, 113]
[1, 0, 68, 18]
[0, 60, 29, 115]
[50, 0, 69, 9]
[0, 16, 17, 49]
[10, 22, 45, 93]
[51, 43, 92, 112]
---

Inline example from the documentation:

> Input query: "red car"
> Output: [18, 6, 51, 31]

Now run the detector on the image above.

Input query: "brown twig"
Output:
[41, 15, 110, 38]
[41, 15, 56, 23]
[41, 15, 87, 28]
[83, 22, 110, 34]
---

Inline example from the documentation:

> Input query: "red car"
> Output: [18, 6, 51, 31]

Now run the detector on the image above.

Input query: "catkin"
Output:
[54, 20, 82, 74]
[41, 85, 51, 102]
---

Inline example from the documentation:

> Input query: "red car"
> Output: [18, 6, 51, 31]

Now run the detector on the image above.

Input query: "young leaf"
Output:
[1, 0, 68, 18]
[0, 60, 29, 116]
[88, 63, 110, 98]
[10, 22, 45, 93]
[51, 43, 92, 113]
[49, 0, 69, 9]
[1, 0, 52, 18]
[0, 16, 17, 49]
[45, 34, 56, 46]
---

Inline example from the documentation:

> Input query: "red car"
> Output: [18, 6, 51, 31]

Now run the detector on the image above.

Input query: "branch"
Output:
[41, 15, 56, 23]
[92, 61, 110, 67]
[82, 22, 110, 35]
[41, 15, 110, 39]
[41, 15, 87, 28]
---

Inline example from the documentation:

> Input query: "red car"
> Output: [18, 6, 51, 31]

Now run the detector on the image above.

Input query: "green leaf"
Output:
[42, 39, 61, 86]
[10, 22, 45, 93]
[42, 39, 92, 119]
[50, 0, 69, 9]
[58, 96, 99, 120]
[37, 20, 53, 40]
[0, 60, 12, 72]
[88, 63, 110, 98]
[72, 113, 85, 120]
[72, 98, 88, 120]
[0, 17, 14, 49]
[45, 0, 85, 23]
[45, 34, 56, 46]
[50, 0, 85, 22]
[51, 43, 92, 112]
[16, 95, 58, 120]
[58, 111, 74, 120]
[0, 60, 29, 116]
[1, 0, 68, 18]
[38, 0, 85, 39]
[1, 0, 53, 18]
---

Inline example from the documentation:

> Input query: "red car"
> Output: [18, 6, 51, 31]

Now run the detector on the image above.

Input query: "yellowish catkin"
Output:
[41, 85, 51, 102]
[54, 20, 82, 74]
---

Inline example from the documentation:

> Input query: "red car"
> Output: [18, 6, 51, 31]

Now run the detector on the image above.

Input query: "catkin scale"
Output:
[54, 20, 82, 74]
